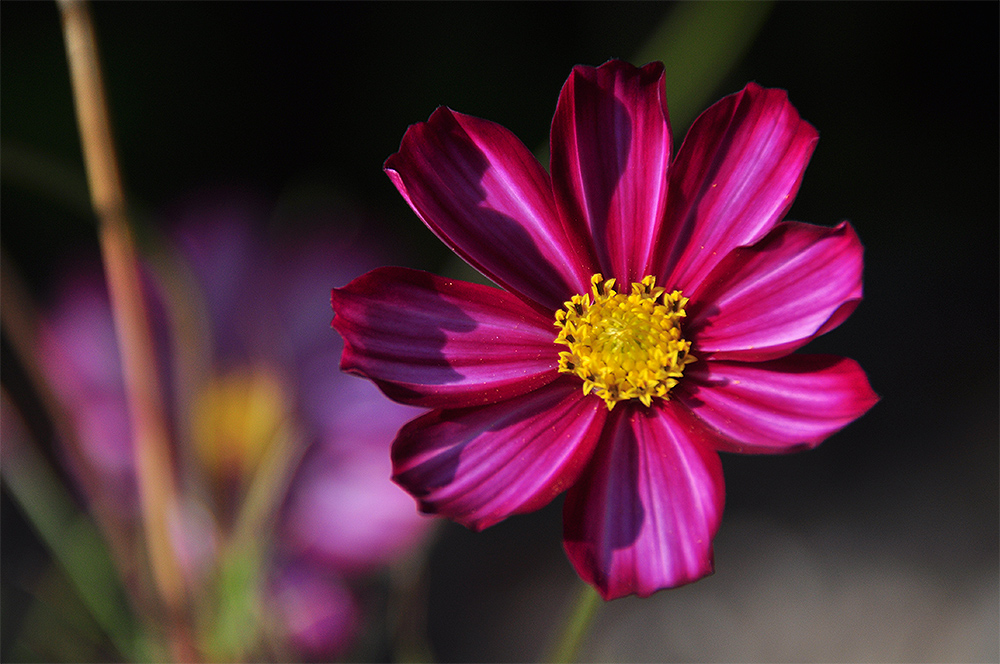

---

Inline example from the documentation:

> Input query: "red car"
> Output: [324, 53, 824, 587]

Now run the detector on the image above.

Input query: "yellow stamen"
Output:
[554, 273, 696, 410]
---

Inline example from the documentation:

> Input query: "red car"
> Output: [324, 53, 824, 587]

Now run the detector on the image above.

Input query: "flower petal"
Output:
[563, 403, 725, 599]
[332, 267, 560, 409]
[550, 60, 672, 284]
[677, 355, 879, 454]
[385, 107, 595, 312]
[392, 378, 607, 531]
[658, 83, 819, 294]
[687, 221, 864, 361]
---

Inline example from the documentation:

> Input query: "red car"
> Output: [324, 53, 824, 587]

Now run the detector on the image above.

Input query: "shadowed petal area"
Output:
[677, 355, 879, 454]
[563, 403, 725, 599]
[550, 60, 671, 283]
[687, 221, 864, 361]
[332, 267, 560, 409]
[385, 107, 595, 312]
[658, 83, 819, 295]
[392, 378, 607, 531]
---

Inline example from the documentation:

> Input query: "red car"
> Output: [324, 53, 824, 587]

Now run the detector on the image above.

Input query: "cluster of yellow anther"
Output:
[554, 273, 695, 410]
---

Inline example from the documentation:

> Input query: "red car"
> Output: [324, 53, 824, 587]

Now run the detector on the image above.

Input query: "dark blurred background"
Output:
[2, 2, 997, 661]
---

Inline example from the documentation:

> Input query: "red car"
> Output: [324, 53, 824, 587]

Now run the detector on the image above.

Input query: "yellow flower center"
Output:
[554, 273, 696, 410]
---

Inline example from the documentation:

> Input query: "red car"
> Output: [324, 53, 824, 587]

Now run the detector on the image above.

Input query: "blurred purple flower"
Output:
[38, 191, 431, 657]
[269, 563, 359, 660]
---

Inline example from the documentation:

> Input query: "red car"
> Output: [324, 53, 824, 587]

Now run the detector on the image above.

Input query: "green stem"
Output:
[547, 582, 602, 663]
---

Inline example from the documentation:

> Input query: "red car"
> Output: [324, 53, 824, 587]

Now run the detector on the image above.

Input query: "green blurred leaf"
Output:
[634, 1, 775, 133]
[0, 140, 92, 220]
[199, 545, 265, 661]
[6, 564, 114, 663]
[0, 392, 141, 661]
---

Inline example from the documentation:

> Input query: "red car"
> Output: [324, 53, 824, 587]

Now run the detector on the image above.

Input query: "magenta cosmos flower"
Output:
[332, 60, 878, 599]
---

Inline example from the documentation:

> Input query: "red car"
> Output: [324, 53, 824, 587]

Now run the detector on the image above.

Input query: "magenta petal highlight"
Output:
[659, 83, 819, 294]
[688, 221, 864, 361]
[332, 267, 560, 409]
[385, 107, 595, 312]
[550, 60, 672, 283]
[563, 403, 725, 599]
[392, 378, 606, 531]
[678, 355, 879, 454]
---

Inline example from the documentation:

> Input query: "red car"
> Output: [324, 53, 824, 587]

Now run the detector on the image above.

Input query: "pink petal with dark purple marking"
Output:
[332, 267, 560, 409]
[550, 60, 672, 284]
[385, 107, 595, 312]
[392, 378, 606, 531]
[563, 402, 725, 599]
[658, 83, 819, 295]
[687, 221, 864, 361]
[677, 355, 879, 454]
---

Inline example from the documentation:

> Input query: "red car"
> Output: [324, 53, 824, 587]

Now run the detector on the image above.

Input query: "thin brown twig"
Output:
[56, 1, 197, 660]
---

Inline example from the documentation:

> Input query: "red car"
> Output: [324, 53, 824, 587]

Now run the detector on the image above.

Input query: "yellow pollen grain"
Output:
[554, 273, 696, 410]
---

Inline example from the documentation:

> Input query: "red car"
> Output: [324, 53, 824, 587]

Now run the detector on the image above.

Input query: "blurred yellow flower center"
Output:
[554, 273, 695, 410]
[192, 365, 288, 479]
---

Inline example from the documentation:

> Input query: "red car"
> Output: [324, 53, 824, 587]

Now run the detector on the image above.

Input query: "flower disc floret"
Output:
[555, 273, 696, 410]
